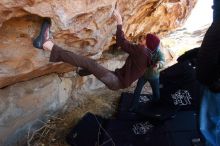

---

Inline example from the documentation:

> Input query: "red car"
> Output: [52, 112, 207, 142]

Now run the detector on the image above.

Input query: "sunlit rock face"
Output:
[161, 24, 209, 67]
[0, 0, 196, 88]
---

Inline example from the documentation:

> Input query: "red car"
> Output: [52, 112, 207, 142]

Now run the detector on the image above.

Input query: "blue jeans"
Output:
[130, 76, 160, 110]
[200, 86, 220, 146]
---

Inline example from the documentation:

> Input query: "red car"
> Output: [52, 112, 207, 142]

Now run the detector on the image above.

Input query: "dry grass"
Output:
[28, 81, 149, 146]
[29, 83, 151, 146]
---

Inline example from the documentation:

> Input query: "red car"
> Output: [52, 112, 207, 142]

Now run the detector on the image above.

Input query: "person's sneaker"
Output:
[33, 18, 51, 49]
[76, 68, 92, 76]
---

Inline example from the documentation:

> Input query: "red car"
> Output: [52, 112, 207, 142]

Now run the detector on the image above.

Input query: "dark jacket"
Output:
[213, 0, 220, 22]
[197, 22, 220, 89]
[114, 25, 150, 88]
[177, 40, 220, 92]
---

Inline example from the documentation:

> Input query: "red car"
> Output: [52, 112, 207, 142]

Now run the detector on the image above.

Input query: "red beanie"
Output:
[146, 33, 160, 52]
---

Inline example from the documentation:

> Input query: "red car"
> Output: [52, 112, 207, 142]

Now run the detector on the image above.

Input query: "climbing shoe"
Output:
[33, 18, 51, 49]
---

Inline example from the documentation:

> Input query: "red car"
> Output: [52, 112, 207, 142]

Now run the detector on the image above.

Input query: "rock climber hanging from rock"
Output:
[33, 5, 160, 91]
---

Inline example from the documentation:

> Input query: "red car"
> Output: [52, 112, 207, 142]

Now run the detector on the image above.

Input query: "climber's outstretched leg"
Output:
[47, 41, 122, 90]
[33, 18, 122, 90]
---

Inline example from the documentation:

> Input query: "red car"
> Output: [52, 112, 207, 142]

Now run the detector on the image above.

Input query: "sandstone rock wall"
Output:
[0, 0, 196, 88]
[0, 74, 72, 145]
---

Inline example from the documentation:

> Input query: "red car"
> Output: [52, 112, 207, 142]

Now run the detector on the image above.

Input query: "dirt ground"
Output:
[29, 82, 152, 146]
